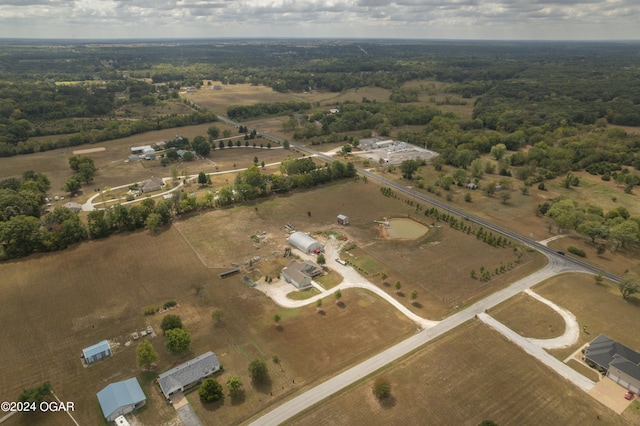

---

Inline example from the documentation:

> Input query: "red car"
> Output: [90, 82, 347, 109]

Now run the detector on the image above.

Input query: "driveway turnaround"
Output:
[478, 312, 595, 392]
[249, 254, 589, 426]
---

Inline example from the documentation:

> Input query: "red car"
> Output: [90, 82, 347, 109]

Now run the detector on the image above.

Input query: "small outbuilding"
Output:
[131, 145, 152, 154]
[83, 340, 111, 364]
[96, 377, 146, 422]
[63, 202, 83, 213]
[158, 351, 221, 399]
[337, 214, 350, 225]
[287, 231, 324, 254]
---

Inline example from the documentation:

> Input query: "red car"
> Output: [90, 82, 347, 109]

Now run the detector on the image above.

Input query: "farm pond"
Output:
[386, 218, 429, 239]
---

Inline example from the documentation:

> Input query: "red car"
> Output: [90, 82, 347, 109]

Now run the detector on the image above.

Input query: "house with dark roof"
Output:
[140, 177, 164, 193]
[96, 377, 146, 422]
[157, 351, 220, 399]
[584, 334, 640, 393]
[282, 259, 323, 289]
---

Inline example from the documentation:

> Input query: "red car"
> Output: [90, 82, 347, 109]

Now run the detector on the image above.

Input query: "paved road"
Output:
[248, 255, 587, 425]
[478, 313, 595, 392]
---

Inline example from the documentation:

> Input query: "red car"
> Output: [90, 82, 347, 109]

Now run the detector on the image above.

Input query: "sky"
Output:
[0, 0, 639, 41]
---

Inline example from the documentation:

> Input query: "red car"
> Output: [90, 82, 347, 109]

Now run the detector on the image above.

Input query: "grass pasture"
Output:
[490, 292, 566, 339]
[174, 179, 545, 319]
[534, 273, 640, 362]
[288, 320, 633, 426]
[0, 223, 416, 425]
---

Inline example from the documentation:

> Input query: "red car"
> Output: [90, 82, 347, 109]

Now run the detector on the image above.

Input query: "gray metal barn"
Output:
[287, 232, 323, 254]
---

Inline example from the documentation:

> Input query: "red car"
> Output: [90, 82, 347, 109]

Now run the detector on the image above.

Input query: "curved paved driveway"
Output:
[256, 238, 437, 329]
[249, 254, 588, 426]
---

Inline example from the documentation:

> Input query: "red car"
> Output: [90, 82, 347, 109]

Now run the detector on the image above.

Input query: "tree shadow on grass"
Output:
[316, 309, 326, 316]
[252, 376, 273, 394]
[383, 281, 391, 287]
[336, 301, 346, 308]
[276, 324, 284, 332]
[379, 395, 397, 409]
[412, 302, 422, 308]
[230, 390, 246, 406]
[200, 396, 225, 412]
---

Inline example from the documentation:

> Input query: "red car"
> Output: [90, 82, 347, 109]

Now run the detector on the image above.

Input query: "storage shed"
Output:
[287, 232, 324, 254]
[83, 340, 111, 364]
[337, 214, 349, 225]
[96, 377, 146, 422]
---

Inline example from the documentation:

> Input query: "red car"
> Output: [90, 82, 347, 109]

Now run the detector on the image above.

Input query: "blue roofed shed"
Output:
[97, 377, 146, 422]
[83, 340, 111, 364]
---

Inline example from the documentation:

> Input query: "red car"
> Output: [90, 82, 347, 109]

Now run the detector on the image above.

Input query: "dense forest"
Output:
[1, 39, 640, 257]
[1, 40, 640, 157]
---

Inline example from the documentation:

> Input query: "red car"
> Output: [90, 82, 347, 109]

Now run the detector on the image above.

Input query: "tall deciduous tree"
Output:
[165, 328, 191, 355]
[198, 378, 223, 402]
[248, 359, 269, 384]
[136, 341, 158, 370]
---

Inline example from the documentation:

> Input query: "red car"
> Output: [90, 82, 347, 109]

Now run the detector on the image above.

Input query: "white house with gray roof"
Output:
[157, 351, 220, 399]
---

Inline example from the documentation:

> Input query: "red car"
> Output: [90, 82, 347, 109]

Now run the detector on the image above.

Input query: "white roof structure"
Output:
[287, 232, 323, 254]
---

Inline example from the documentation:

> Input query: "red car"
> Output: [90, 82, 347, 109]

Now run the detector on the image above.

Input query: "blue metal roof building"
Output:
[96, 377, 146, 422]
[82, 340, 111, 364]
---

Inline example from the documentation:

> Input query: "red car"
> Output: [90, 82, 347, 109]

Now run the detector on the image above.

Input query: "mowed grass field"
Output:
[490, 292, 566, 339]
[287, 320, 635, 426]
[0, 224, 416, 425]
[175, 178, 545, 320]
[534, 273, 640, 361]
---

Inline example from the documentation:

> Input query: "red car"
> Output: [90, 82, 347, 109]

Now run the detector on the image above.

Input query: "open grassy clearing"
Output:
[0, 122, 237, 197]
[185, 83, 394, 116]
[287, 288, 320, 300]
[489, 292, 566, 339]
[288, 320, 633, 426]
[534, 273, 640, 362]
[0, 224, 415, 425]
[175, 178, 545, 321]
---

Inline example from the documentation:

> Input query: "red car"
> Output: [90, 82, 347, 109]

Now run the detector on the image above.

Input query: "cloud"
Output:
[0, 0, 638, 39]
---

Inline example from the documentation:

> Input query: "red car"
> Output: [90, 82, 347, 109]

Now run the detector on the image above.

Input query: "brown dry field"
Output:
[175, 178, 545, 320]
[287, 320, 636, 426]
[0, 122, 237, 196]
[0, 225, 416, 425]
[185, 83, 394, 116]
[489, 292, 566, 339]
[534, 273, 640, 361]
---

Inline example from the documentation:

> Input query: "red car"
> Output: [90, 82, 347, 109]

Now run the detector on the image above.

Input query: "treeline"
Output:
[539, 198, 640, 254]
[396, 116, 640, 180]
[0, 110, 218, 157]
[0, 160, 356, 260]
[0, 79, 159, 143]
[292, 102, 442, 140]
[227, 101, 311, 121]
